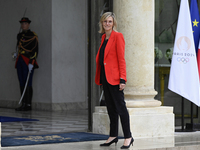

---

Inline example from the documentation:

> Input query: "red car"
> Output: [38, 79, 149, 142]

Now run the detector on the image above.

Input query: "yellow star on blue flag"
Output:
[193, 19, 199, 27]
[190, 0, 200, 53]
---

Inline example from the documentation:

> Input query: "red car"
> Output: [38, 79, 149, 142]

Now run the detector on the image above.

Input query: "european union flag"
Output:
[190, 0, 200, 53]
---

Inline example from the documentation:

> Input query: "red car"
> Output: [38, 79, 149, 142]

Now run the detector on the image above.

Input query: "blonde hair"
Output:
[99, 12, 117, 33]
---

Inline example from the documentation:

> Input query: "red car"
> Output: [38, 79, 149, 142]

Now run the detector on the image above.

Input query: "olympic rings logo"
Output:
[177, 57, 189, 64]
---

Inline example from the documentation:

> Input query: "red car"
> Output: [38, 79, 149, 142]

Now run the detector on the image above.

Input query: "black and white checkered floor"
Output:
[0, 108, 88, 137]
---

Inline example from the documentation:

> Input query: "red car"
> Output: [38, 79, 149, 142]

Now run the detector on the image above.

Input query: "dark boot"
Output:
[24, 86, 32, 111]
[15, 86, 27, 111]
[26, 86, 32, 110]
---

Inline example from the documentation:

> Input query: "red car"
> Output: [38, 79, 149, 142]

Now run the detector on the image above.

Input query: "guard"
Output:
[15, 17, 39, 111]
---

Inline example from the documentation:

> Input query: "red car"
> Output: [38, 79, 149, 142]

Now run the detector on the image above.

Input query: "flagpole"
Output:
[185, 102, 200, 131]
[181, 97, 184, 131]
[191, 103, 194, 126]
[175, 97, 186, 132]
[176, 97, 196, 132]
[185, 102, 195, 131]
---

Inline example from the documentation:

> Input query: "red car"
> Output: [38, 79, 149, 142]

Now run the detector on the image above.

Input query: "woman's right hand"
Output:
[119, 83, 126, 91]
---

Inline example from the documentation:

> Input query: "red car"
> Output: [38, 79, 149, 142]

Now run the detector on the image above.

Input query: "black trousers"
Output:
[101, 66, 132, 138]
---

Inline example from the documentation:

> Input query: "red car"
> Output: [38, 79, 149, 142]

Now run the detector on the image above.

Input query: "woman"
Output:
[95, 12, 134, 149]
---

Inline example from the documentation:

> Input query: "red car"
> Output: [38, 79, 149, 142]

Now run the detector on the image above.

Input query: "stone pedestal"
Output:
[93, 106, 174, 138]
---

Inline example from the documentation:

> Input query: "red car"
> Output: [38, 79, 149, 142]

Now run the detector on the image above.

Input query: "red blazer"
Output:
[95, 30, 127, 85]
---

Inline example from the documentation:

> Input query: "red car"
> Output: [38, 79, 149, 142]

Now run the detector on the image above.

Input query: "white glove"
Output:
[28, 64, 33, 72]
[12, 52, 17, 59]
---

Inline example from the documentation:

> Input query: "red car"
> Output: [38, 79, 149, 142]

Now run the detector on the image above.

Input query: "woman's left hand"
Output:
[119, 83, 126, 91]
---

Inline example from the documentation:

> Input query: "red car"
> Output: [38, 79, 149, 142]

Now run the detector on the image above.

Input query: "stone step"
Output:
[146, 145, 200, 150]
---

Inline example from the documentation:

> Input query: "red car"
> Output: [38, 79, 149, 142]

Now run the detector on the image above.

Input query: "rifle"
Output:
[12, 8, 27, 60]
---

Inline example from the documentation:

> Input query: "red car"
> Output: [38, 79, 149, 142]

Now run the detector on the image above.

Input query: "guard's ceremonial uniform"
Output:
[15, 29, 39, 69]
[15, 17, 39, 111]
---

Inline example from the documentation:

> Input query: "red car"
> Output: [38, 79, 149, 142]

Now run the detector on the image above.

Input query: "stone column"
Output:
[114, 0, 161, 108]
[93, 0, 174, 138]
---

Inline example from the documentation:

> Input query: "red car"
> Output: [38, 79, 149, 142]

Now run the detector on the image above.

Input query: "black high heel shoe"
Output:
[100, 137, 118, 146]
[120, 137, 134, 149]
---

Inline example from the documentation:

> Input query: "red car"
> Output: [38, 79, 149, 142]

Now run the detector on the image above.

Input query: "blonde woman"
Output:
[95, 12, 134, 149]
